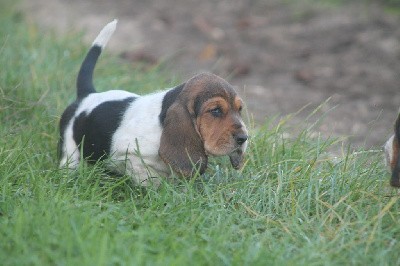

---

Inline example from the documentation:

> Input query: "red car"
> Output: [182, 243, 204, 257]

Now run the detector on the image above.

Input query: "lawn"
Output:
[0, 2, 399, 266]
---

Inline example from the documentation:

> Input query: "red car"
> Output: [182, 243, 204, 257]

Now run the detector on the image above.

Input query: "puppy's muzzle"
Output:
[234, 133, 248, 146]
[229, 132, 248, 170]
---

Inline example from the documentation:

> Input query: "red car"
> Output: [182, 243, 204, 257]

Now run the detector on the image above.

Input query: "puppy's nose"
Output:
[235, 133, 248, 145]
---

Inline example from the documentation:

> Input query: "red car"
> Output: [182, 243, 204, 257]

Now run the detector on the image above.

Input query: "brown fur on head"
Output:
[385, 114, 400, 187]
[159, 73, 248, 177]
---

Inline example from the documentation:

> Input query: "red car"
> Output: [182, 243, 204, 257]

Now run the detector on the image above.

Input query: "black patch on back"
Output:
[72, 97, 136, 162]
[58, 100, 81, 160]
[159, 83, 185, 126]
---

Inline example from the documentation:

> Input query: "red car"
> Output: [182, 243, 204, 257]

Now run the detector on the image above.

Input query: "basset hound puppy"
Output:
[384, 113, 400, 188]
[58, 20, 248, 186]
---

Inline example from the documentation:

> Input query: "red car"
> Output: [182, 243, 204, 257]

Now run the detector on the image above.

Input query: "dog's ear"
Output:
[159, 101, 207, 177]
[391, 115, 400, 187]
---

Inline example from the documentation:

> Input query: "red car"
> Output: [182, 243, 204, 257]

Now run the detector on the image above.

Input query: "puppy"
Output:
[58, 20, 248, 186]
[384, 114, 400, 187]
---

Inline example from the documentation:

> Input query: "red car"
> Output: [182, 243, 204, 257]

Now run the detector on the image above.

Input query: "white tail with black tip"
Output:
[76, 19, 118, 99]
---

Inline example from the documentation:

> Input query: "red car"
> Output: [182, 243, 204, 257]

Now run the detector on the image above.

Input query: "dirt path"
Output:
[21, 0, 400, 149]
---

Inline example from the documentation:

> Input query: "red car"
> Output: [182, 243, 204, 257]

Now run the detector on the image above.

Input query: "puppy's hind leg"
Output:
[58, 128, 80, 170]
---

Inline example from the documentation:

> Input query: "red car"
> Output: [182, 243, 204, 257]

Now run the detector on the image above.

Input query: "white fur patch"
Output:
[110, 91, 170, 182]
[76, 90, 136, 115]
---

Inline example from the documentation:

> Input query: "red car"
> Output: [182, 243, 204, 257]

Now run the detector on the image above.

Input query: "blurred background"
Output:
[21, 0, 400, 150]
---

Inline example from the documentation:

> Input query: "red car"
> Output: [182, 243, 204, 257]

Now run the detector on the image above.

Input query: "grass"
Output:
[1, 2, 400, 266]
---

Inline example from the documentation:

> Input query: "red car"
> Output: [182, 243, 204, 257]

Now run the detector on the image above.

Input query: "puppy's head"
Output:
[384, 114, 400, 187]
[159, 73, 248, 177]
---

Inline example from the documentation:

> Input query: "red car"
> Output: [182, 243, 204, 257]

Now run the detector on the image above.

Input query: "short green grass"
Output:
[1, 3, 400, 266]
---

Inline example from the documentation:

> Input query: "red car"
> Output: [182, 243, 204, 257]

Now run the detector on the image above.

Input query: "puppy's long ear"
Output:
[159, 102, 207, 177]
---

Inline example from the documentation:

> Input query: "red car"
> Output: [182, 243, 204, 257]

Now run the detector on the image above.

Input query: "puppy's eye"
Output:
[210, 107, 223, 117]
[238, 106, 242, 112]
